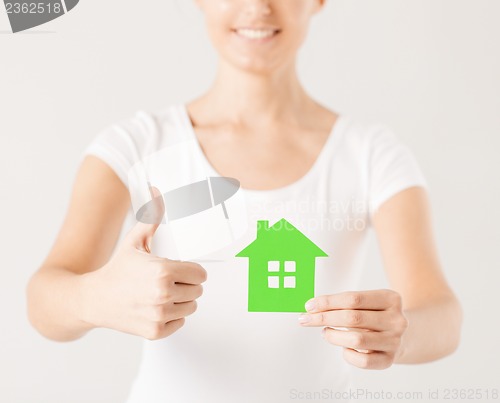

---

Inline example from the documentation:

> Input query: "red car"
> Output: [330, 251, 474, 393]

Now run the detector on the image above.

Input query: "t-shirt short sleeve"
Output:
[367, 125, 428, 217]
[79, 111, 158, 190]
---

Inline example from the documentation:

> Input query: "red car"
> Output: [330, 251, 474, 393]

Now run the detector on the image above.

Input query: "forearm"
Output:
[395, 293, 462, 364]
[26, 267, 96, 342]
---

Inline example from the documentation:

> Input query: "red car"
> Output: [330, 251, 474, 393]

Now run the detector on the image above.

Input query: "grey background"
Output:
[1, 0, 499, 402]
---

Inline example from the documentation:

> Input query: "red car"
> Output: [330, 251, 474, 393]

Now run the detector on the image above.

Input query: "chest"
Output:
[192, 127, 330, 191]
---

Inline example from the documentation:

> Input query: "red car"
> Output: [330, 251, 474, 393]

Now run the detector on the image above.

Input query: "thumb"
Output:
[126, 184, 165, 253]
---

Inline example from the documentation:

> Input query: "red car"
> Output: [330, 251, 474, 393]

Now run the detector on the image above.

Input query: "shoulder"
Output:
[337, 114, 400, 149]
[115, 103, 182, 138]
[93, 103, 186, 149]
[82, 103, 186, 178]
[332, 114, 407, 168]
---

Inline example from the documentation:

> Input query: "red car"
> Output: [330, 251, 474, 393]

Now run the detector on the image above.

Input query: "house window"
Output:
[268, 276, 279, 288]
[284, 276, 296, 288]
[267, 260, 297, 288]
[284, 261, 296, 272]
[268, 261, 280, 272]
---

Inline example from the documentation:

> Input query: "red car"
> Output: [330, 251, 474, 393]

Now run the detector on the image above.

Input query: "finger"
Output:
[342, 347, 394, 370]
[170, 283, 203, 303]
[125, 185, 166, 253]
[146, 317, 185, 341]
[306, 289, 402, 313]
[167, 300, 198, 321]
[169, 261, 208, 285]
[298, 309, 391, 331]
[322, 327, 398, 352]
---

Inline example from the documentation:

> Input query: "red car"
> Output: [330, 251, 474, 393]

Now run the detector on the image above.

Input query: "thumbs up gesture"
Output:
[81, 186, 207, 340]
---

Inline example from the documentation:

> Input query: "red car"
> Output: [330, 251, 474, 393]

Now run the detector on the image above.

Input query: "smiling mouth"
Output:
[232, 28, 281, 41]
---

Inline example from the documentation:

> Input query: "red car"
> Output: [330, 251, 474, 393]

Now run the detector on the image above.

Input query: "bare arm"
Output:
[26, 154, 206, 343]
[371, 186, 463, 363]
[26, 155, 130, 342]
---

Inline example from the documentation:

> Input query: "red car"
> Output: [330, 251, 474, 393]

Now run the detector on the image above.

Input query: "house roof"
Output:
[235, 218, 328, 258]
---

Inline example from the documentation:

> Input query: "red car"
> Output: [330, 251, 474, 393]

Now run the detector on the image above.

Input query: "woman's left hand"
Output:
[298, 289, 409, 369]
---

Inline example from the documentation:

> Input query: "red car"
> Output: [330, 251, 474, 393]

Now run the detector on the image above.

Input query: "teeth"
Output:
[236, 29, 277, 40]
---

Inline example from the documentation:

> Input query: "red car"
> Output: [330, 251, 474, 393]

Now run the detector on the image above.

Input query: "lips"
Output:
[232, 27, 281, 41]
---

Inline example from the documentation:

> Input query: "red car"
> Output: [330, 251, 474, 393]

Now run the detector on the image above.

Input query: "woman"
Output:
[26, 0, 462, 402]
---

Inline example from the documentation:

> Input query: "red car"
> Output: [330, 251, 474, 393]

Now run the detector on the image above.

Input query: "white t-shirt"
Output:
[81, 103, 428, 403]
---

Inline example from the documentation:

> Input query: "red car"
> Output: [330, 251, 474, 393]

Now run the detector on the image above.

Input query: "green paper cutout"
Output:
[235, 218, 328, 313]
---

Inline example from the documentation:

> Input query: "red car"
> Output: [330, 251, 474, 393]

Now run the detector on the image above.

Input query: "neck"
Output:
[197, 58, 313, 128]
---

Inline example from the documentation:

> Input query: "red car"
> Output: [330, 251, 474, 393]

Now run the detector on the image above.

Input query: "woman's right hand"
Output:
[80, 186, 207, 340]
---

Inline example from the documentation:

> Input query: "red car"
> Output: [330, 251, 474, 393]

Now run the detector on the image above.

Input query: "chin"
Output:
[225, 52, 285, 76]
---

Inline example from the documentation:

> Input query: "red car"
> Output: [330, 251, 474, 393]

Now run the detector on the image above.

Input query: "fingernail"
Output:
[298, 314, 311, 324]
[305, 300, 316, 312]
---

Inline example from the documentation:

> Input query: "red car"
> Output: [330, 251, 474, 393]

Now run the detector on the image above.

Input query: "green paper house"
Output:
[235, 218, 328, 313]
